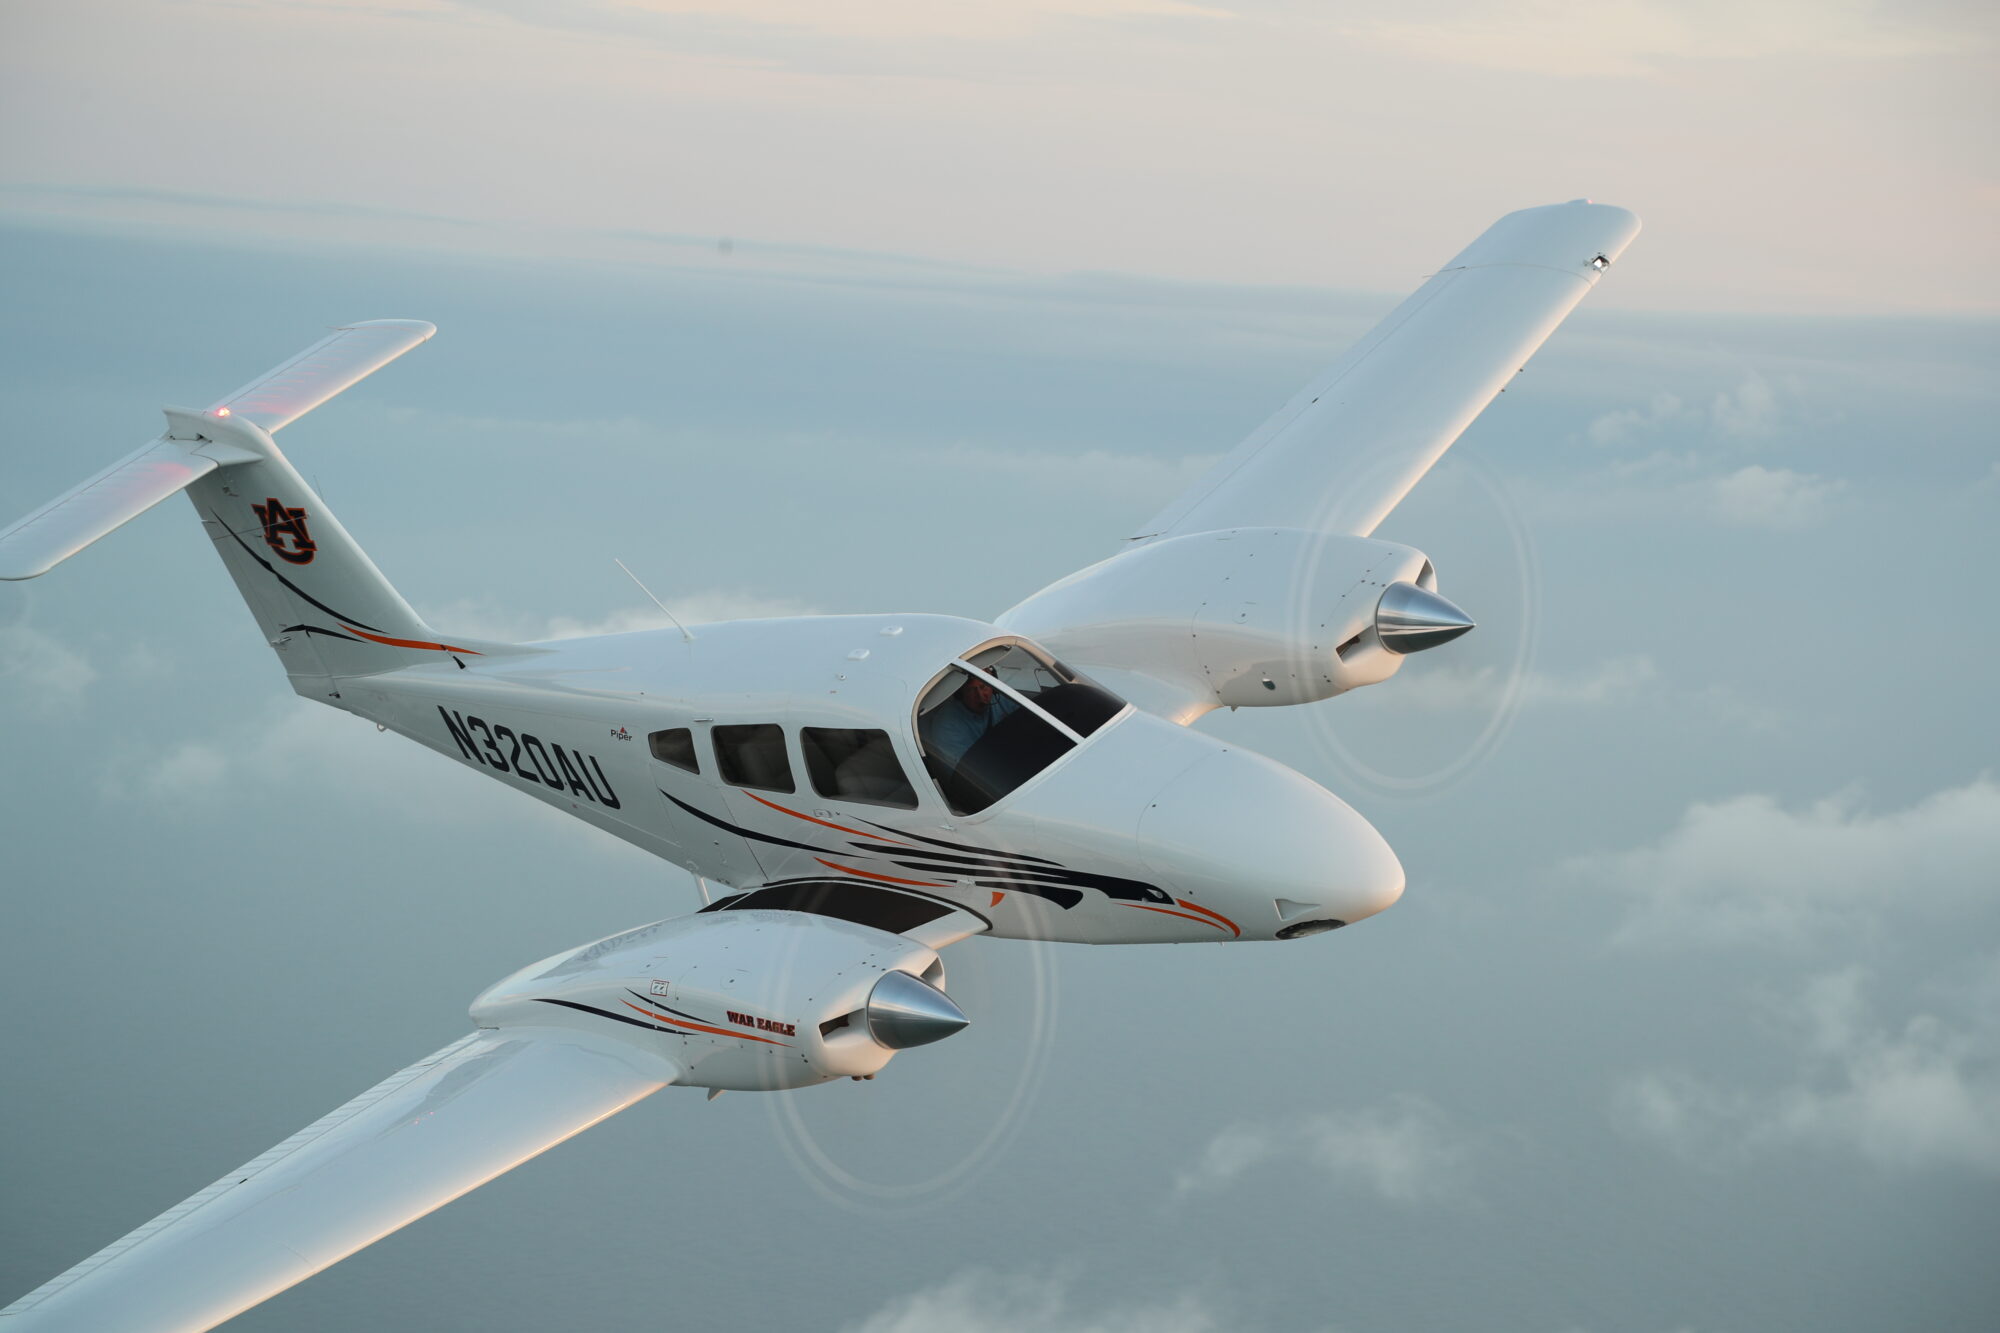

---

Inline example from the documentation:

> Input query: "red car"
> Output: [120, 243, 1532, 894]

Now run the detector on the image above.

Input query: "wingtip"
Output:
[338, 318, 437, 341]
[1453, 201, 1642, 273]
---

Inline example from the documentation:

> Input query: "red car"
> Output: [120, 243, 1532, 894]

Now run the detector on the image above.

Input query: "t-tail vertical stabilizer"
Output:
[0, 320, 519, 700]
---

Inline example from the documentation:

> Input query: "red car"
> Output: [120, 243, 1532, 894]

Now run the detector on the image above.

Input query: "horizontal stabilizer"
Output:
[0, 320, 434, 580]
[0, 416, 243, 581]
[207, 319, 434, 432]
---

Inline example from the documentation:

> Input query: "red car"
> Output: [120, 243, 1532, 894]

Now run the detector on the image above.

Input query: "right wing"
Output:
[1132, 200, 1639, 542]
[1, 1030, 677, 1333]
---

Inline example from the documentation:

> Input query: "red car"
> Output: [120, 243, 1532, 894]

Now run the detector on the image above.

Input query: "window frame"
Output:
[910, 637, 1131, 817]
[929, 638, 1131, 745]
[799, 725, 921, 810]
[710, 722, 797, 794]
[647, 726, 700, 774]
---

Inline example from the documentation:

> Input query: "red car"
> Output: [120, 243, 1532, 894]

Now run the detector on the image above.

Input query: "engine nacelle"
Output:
[998, 527, 1467, 722]
[470, 909, 965, 1091]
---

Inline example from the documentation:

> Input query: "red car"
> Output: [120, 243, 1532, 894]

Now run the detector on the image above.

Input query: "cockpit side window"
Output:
[962, 644, 1125, 737]
[801, 727, 918, 809]
[712, 724, 795, 793]
[916, 665, 1075, 815]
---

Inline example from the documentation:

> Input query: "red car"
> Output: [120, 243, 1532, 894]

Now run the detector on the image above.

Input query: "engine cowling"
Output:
[470, 909, 966, 1091]
[996, 527, 1470, 721]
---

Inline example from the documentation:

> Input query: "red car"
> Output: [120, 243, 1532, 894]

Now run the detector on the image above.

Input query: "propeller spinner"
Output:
[865, 969, 971, 1049]
[1374, 581, 1476, 654]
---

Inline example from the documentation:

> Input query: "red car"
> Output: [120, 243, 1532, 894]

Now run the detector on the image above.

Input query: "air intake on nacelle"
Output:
[1374, 582, 1475, 655]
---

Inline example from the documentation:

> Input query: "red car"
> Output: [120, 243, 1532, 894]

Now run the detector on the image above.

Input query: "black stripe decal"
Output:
[534, 997, 674, 1033]
[207, 506, 387, 633]
[660, 790, 830, 854]
[973, 881, 1085, 909]
[623, 988, 711, 1026]
[279, 622, 363, 643]
[857, 843, 1026, 871]
[858, 820, 1062, 866]
[882, 853, 1169, 904]
[743, 876, 998, 924]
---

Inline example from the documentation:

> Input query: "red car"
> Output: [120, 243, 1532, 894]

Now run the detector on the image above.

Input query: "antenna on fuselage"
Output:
[613, 557, 695, 642]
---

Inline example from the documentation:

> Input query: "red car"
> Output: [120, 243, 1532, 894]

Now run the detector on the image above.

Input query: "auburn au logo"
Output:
[251, 498, 318, 566]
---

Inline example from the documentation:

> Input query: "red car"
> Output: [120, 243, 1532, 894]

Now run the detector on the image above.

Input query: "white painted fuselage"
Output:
[343, 611, 1405, 946]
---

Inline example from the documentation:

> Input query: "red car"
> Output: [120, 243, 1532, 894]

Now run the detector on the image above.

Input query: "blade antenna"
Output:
[613, 557, 694, 642]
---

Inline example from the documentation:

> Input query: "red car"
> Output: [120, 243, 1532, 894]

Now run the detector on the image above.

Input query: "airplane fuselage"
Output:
[330, 612, 1405, 945]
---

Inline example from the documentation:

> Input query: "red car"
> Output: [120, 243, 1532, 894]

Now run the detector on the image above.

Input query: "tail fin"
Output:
[0, 321, 515, 695]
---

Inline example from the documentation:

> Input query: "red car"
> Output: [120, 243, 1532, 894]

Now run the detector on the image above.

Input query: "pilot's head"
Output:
[957, 672, 998, 710]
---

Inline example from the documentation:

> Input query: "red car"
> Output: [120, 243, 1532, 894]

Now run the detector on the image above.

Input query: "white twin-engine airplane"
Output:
[1, 201, 1636, 1331]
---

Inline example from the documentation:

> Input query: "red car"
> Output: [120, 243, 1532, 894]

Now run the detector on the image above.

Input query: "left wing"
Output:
[1, 1030, 677, 1333]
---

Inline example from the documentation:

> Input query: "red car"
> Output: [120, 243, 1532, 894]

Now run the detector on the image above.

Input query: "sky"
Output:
[2, 2, 1997, 1331]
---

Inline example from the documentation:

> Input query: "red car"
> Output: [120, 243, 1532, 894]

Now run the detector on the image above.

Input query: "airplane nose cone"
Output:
[865, 970, 970, 1049]
[1375, 582, 1475, 654]
[1137, 753, 1405, 934]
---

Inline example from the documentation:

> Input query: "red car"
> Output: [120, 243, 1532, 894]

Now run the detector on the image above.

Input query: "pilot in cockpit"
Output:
[919, 668, 1018, 768]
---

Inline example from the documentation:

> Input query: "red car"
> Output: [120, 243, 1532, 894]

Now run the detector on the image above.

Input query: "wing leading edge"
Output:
[1133, 200, 1640, 542]
[0, 1030, 677, 1333]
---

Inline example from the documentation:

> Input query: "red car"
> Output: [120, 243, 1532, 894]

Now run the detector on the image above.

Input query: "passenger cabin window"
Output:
[801, 727, 918, 808]
[712, 724, 794, 793]
[916, 665, 1075, 815]
[648, 727, 699, 773]
[963, 644, 1125, 737]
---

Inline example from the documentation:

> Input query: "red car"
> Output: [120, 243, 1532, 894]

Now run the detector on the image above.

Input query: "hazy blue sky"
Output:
[2, 3, 1996, 1331]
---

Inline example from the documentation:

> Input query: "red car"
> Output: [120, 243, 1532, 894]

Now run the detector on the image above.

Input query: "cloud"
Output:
[99, 702, 602, 845]
[0, 624, 98, 708]
[1584, 374, 1789, 447]
[1586, 390, 1688, 446]
[914, 441, 1219, 503]
[839, 1269, 1229, 1333]
[1173, 1096, 1469, 1203]
[1576, 777, 2000, 947]
[1707, 374, 1784, 441]
[432, 589, 819, 643]
[1388, 656, 1780, 731]
[1343, 0, 1967, 78]
[133, 741, 231, 801]
[1526, 429, 1847, 534]
[1706, 464, 1845, 529]
[483, 0, 1236, 48]
[1392, 654, 1660, 712]
[1614, 966, 2000, 1176]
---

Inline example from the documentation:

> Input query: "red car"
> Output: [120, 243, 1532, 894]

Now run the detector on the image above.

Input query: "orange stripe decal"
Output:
[813, 858, 948, 888]
[338, 624, 482, 655]
[1128, 903, 1231, 932]
[1172, 898, 1242, 938]
[744, 792, 904, 843]
[990, 891, 1006, 907]
[620, 1000, 790, 1046]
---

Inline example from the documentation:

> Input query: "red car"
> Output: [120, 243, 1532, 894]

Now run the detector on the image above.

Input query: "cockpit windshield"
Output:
[961, 644, 1125, 737]
[915, 642, 1126, 815]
